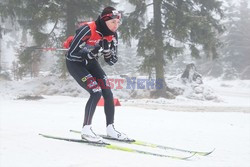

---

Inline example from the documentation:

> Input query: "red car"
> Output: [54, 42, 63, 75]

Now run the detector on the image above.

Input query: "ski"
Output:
[39, 133, 195, 160]
[69, 129, 215, 156]
[39, 133, 108, 146]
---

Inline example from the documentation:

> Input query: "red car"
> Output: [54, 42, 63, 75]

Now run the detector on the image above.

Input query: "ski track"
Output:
[1, 95, 250, 167]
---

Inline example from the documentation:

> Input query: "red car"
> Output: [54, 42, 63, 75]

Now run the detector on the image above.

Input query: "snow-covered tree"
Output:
[0, 0, 116, 78]
[119, 0, 224, 98]
[222, 0, 250, 79]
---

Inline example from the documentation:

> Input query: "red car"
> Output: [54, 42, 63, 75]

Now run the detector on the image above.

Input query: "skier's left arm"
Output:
[103, 33, 118, 66]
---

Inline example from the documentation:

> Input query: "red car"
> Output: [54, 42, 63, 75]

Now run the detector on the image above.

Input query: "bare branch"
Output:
[146, 3, 153, 7]
[48, 19, 58, 36]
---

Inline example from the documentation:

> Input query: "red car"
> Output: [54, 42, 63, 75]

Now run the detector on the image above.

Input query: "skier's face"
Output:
[105, 18, 120, 32]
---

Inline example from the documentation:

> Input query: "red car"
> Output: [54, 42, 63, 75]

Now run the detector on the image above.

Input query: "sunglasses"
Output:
[101, 10, 122, 20]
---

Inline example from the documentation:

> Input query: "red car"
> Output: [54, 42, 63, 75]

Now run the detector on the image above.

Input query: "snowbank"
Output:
[0, 75, 249, 109]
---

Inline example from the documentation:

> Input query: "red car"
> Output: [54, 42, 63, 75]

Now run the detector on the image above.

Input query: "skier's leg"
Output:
[66, 60, 102, 126]
[83, 84, 102, 125]
[102, 87, 115, 125]
[88, 60, 114, 126]
[66, 60, 103, 142]
[88, 61, 128, 140]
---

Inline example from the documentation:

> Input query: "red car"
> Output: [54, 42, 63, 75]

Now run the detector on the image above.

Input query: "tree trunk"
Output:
[66, 1, 77, 37]
[60, 1, 77, 78]
[152, 0, 174, 98]
[0, 38, 2, 73]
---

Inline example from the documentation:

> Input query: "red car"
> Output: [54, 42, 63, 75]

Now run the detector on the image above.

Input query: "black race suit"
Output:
[66, 21, 117, 126]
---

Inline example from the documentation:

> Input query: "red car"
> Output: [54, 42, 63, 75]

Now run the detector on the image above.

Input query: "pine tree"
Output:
[0, 0, 115, 78]
[0, 0, 16, 74]
[120, 0, 224, 98]
[222, 0, 250, 79]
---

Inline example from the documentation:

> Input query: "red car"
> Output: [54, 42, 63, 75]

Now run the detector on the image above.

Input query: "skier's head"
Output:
[100, 6, 121, 32]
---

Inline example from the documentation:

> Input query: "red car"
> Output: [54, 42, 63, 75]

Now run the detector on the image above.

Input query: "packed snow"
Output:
[0, 78, 250, 167]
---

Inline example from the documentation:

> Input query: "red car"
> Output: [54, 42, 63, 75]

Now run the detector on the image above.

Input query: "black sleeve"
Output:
[111, 32, 118, 56]
[67, 25, 91, 61]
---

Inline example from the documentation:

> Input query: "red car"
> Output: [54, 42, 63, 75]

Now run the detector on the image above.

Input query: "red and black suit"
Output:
[66, 16, 118, 126]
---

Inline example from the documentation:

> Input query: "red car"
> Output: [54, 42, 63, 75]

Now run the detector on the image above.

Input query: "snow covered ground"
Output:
[0, 78, 250, 167]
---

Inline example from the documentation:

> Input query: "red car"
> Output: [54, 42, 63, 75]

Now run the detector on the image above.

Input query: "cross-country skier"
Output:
[66, 6, 128, 142]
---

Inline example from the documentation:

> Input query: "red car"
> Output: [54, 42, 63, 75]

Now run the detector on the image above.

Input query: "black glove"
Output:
[87, 45, 101, 59]
[100, 39, 118, 65]
[104, 51, 118, 66]
[80, 42, 101, 60]
[102, 39, 111, 54]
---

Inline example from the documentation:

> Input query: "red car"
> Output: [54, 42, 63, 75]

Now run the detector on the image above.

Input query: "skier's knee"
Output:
[91, 90, 102, 97]
[102, 90, 113, 100]
[90, 90, 102, 100]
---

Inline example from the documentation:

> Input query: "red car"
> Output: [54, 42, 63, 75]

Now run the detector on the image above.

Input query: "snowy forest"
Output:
[0, 0, 250, 100]
[1, 1, 250, 167]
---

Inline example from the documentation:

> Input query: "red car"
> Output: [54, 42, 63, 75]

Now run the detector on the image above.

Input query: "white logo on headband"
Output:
[101, 10, 121, 20]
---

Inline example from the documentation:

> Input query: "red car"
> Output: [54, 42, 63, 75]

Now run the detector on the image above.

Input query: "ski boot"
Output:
[106, 124, 129, 141]
[81, 125, 103, 143]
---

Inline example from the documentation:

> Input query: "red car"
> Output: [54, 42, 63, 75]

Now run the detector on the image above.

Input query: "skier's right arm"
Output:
[67, 25, 99, 61]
